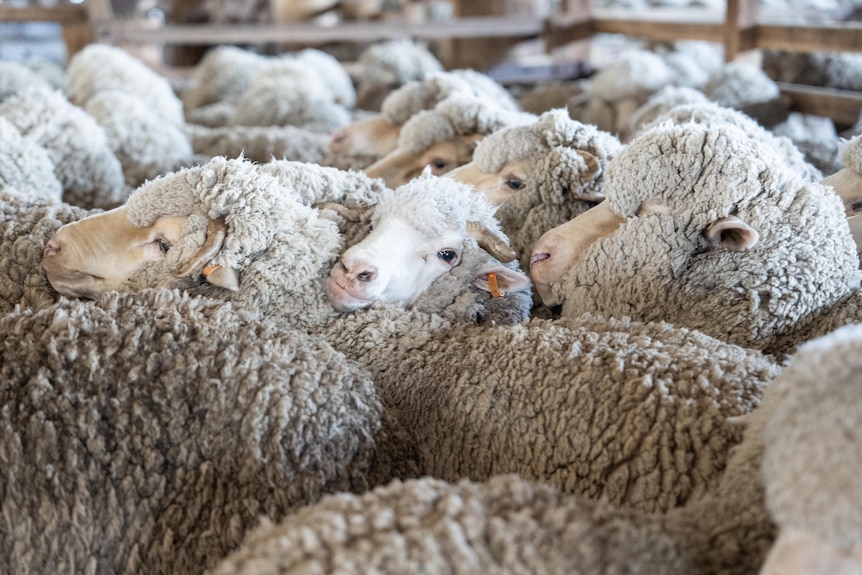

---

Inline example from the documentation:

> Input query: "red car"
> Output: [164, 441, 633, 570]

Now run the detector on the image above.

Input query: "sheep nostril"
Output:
[43, 239, 61, 257]
[530, 252, 550, 267]
[356, 268, 376, 283]
[330, 131, 347, 148]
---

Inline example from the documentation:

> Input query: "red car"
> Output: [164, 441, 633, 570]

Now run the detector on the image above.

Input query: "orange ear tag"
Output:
[488, 272, 502, 298]
[202, 263, 221, 278]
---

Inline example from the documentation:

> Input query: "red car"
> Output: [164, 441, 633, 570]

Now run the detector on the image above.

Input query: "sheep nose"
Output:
[342, 258, 377, 283]
[43, 237, 61, 257]
[329, 130, 348, 152]
[530, 251, 550, 267]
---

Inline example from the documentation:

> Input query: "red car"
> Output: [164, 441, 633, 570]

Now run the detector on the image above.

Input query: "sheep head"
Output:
[822, 135, 862, 259]
[328, 114, 401, 158]
[43, 205, 238, 298]
[529, 121, 859, 352]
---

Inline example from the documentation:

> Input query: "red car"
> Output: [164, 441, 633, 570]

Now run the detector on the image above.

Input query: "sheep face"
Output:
[328, 114, 400, 157]
[448, 158, 531, 206]
[364, 134, 483, 189]
[42, 206, 232, 298]
[324, 173, 530, 312]
[529, 122, 860, 351]
[822, 167, 862, 259]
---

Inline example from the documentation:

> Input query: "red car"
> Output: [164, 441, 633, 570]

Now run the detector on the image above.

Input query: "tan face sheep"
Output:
[529, 121, 860, 358]
[821, 134, 862, 260]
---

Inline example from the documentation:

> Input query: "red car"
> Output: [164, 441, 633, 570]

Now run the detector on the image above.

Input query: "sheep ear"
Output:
[203, 263, 240, 292]
[704, 216, 759, 251]
[473, 264, 531, 297]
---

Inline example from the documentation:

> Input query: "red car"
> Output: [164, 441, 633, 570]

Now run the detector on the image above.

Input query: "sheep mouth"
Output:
[325, 276, 374, 312]
[43, 265, 104, 299]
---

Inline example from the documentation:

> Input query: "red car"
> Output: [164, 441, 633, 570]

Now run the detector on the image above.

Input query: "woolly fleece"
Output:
[0, 290, 389, 575]
[354, 39, 444, 111]
[0, 116, 62, 201]
[0, 60, 50, 103]
[702, 60, 780, 110]
[553, 121, 860, 358]
[185, 123, 331, 165]
[181, 45, 271, 110]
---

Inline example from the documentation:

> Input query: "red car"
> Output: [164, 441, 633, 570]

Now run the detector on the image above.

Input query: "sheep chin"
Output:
[325, 276, 374, 312]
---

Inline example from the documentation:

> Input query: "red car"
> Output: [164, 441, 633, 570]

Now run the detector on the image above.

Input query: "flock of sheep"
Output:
[1, 33, 862, 574]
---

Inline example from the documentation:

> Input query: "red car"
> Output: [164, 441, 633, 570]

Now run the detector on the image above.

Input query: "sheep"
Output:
[294, 47, 356, 109]
[66, 43, 185, 128]
[529, 120, 861, 359]
[762, 49, 862, 93]
[41, 158, 531, 330]
[626, 84, 710, 140]
[638, 100, 824, 182]
[181, 45, 272, 111]
[0, 288, 402, 575]
[759, 323, 862, 574]
[0, 87, 128, 210]
[701, 60, 789, 128]
[771, 112, 844, 178]
[364, 94, 536, 188]
[20, 57, 66, 91]
[229, 58, 351, 133]
[352, 39, 444, 112]
[315, 311, 778, 514]
[0, 117, 62, 202]
[447, 108, 623, 274]
[822, 133, 862, 258]
[328, 68, 520, 168]
[0, 189, 96, 314]
[0, 60, 51, 103]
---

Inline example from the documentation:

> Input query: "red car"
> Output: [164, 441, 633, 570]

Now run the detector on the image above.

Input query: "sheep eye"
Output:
[437, 249, 458, 264]
[852, 200, 862, 212]
[506, 178, 524, 191]
[431, 159, 449, 170]
[157, 238, 171, 253]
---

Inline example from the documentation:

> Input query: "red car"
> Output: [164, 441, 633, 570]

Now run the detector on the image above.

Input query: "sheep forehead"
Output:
[373, 176, 500, 237]
[604, 122, 783, 215]
[840, 134, 862, 174]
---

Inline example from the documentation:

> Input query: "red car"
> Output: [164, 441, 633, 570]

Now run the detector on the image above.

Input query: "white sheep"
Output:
[0, 87, 128, 210]
[352, 39, 444, 112]
[0, 289, 400, 574]
[0, 60, 51, 103]
[0, 117, 62, 202]
[627, 84, 710, 140]
[702, 60, 788, 128]
[66, 43, 185, 128]
[760, 323, 862, 574]
[364, 94, 536, 188]
[530, 120, 861, 359]
[329, 68, 520, 168]
[448, 108, 623, 274]
[181, 45, 272, 111]
[772, 112, 844, 177]
[822, 133, 862, 259]
[184, 123, 331, 165]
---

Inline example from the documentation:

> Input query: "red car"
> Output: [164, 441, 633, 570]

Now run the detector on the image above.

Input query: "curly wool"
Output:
[475, 109, 623, 268]
[295, 47, 356, 109]
[396, 94, 534, 155]
[85, 90, 195, 187]
[381, 69, 520, 127]
[66, 43, 184, 126]
[0, 189, 95, 313]
[643, 100, 823, 181]
[762, 324, 862, 549]
[0, 289, 388, 575]
[702, 60, 780, 110]
[554, 121, 860, 358]
[185, 123, 331, 164]
[354, 39, 444, 111]
[0, 87, 127, 209]
[0, 117, 62, 201]
[588, 50, 676, 101]
[628, 85, 710, 139]
[181, 45, 271, 110]
[840, 133, 862, 174]
[230, 59, 351, 132]
[0, 60, 50, 103]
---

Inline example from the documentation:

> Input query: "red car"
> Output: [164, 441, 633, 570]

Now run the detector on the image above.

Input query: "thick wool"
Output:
[295, 47, 356, 109]
[628, 84, 710, 139]
[643, 100, 823, 181]
[211, 474, 695, 575]
[0, 117, 62, 201]
[230, 59, 351, 132]
[181, 45, 271, 110]
[85, 90, 196, 187]
[381, 68, 520, 127]
[0, 189, 95, 313]
[762, 323, 862, 548]
[0, 290, 392, 575]
[553, 121, 860, 358]
[0, 60, 50, 103]
[0, 87, 127, 209]
[589, 50, 676, 102]
[703, 60, 780, 110]
[21, 57, 66, 90]
[316, 311, 777, 514]
[477, 109, 623, 269]
[184, 123, 331, 164]
[354, 39, 444, 111]
[396, 94, 534, 155]
[66, 43, 184, 126]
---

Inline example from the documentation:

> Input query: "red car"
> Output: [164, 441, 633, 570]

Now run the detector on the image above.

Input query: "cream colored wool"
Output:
[628, 84, 709, 139]
[184, 123, 331, 165]
[316, 311, 778, 514]
[475, 108, 623, 270]
[0, 189, 95, 313]
[0, 117, 62, 201]
[554, 121, 859, 358]
[0, 290, 397, 575]
[0, 87, 127, 209]
[0, 60, 50, 103]
[182, 45, 271, 110]
[703, 60, 780, 111]
[354, 39, 445, 111]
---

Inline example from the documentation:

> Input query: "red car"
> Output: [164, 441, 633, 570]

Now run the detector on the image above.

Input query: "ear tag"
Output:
[488, 272, 502, 298]
[202, 263, 221, 279]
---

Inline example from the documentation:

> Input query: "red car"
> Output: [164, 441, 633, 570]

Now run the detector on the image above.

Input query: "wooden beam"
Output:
[778, 82, 862, 125]
[724, 0, 759, 60]
[757, 23, 862, 54]
[102, 16, 545, 45]
[545, 12, 593, 50]
[0, 4, 88, 23]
